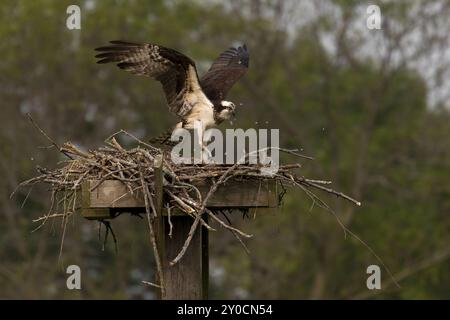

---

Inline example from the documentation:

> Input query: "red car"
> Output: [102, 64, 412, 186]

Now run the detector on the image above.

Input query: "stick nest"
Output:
[14, 129, 361, 294]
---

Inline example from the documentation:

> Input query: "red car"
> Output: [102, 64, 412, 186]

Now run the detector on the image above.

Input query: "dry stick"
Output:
[304, 180, 362, 206]
[109, 185, 142, 206]
[175, 181, 203, 203]
[222, 212, 250, 255]
[85, 161, 140, 185]
[71, 189, 77, 228]
[26, 113, 74, 160]
[304, 178, 332, 185]
[168, 146, 315, 266]
[162, 157, 178, 180]
[142, 280, 162, 289]
[10, 174, 47, 199]
[179, 195, 247, 234]
[89, 166, 138, 192]
[32, 213, 65, 223]
[290, 176, 348, 235]
[117, 162, 134, 195]
[170, 159, 249, 266]
[58, 191, 73, 262]
[165, 189, 195, 214]
[110, 137, 126, 152]
[252, 180, 263, 219]
[101, 221, 118, 253]
[20, 185, 33, 208]
[98, 222, 102, 241]
[290, 178, 400, 288]
[59, 189, 68, 246]
[282, 172, 361, 208]
[53, 190, 75, 207]
[208, 208, 250, 255]
[278, 148, 314, 160]
[94, 151, 138, 167]
[56, 162, 79, 259]
[72, 170, 90, 190]
[137, 158, 159, 220]
[168, 191, 216, 231]
[167, 204, 173, 238]
[205, 208, 252, 238]
[107, 129, 160, 152]
[139, 166, 165, 297]
[61, 143, 92, 159]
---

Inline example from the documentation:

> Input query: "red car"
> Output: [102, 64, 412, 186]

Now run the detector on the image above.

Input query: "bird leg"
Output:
[194, 120, 213, 163]
[195, 122, 206, 163]
[202, 129, 214, 163]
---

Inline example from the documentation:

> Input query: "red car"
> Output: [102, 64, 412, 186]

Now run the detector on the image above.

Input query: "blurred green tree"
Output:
[1, 0, 449, 299]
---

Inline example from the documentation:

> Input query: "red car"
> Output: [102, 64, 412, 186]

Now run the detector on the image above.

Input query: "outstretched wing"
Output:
[95, 40, 200, 117]
[200, 45, 249, 102]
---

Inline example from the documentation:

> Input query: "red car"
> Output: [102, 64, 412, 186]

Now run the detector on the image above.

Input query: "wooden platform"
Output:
[79, 158, 279, 300]
[80, 179, 278, 219]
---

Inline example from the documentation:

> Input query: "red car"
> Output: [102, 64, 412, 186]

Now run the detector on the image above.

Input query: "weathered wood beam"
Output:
[81, 179, 277, 219]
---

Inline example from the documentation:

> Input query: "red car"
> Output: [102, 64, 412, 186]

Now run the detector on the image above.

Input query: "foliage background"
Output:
[1, 0, 449, 299]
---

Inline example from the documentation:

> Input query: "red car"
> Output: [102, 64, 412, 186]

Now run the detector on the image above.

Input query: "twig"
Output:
[26, 113, 74, 160]
[304, 180, 362, 206]
[142, 280, 162, 288]
[167, 204, 173, 238]
[101, 220, 118, 253]
[139, 165, 165, 297]
[170, 159, 249, 266]
[218, 209, 250, 255]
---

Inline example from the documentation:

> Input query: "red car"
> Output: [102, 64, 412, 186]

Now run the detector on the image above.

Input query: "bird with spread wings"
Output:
[95, 40, 249, 152]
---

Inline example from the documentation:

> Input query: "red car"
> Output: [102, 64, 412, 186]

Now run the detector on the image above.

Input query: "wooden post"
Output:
[153, 155, 165, 299]
[153, 156, 208, 300]
[158, 215, 207, 299]
[201, 216, 209, 300]
[80, 178, 278, 300]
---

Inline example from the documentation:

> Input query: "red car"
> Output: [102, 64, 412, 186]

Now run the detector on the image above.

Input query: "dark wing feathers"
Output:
[200, 44, 249, 101]
[95, 41, 196, 116]
[95, 41, 249, 116]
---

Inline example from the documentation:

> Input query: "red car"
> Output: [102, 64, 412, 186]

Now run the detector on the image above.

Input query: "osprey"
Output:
[95, 40, 249, 152]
